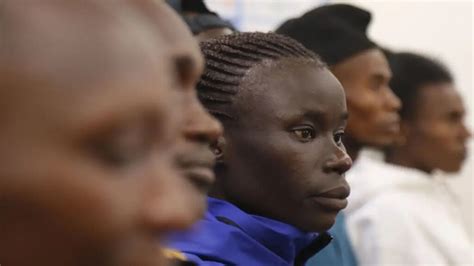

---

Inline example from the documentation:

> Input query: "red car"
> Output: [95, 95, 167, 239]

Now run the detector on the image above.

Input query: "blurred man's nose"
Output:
[385, 86, 402, 112]
[184, 100, 223, 144]
[460, 122, 472, 141]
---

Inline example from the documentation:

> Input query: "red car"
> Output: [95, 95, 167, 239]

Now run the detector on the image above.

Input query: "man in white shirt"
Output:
[346, 52, 472, 266]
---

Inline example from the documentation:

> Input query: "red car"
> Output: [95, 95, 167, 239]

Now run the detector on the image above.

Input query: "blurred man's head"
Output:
[385, 52, 471, 173]
[0, 1, 213, 265]
[276, 4, 401, 159]
[138, 0, 224, 211]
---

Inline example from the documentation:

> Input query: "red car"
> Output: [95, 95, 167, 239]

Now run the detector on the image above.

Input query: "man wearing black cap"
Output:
[277, 4, 401, 266]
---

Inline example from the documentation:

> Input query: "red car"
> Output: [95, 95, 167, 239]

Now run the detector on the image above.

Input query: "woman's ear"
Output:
[212, 136, 226, 163]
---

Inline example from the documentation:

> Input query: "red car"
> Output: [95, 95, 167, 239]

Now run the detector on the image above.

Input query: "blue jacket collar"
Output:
[168, 197, 331, 265]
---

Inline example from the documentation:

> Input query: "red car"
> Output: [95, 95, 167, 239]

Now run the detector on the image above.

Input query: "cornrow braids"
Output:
[197, 32, 325, 121]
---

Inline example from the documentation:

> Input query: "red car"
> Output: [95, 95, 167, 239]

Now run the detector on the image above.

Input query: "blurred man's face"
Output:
[0, 1, 205, 265]
[140, 2, 223, 205]
[398, 84, 471, 173]
[331, 49, 402, 148]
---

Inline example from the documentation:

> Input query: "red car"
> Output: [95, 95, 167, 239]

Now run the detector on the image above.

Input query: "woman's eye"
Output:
[334, 131, 345, 145]
[292, 127, 315, 142]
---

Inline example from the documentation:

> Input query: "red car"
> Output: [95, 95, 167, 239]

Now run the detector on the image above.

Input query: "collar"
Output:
[347, 153, 446, 213]
[167, 197, 330, 265]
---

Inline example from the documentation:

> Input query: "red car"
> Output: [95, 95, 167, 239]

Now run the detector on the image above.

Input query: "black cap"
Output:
[165, 0, 235, 35]
[165, 0, 182, 13]
[276, 4, 376, 66]
[166, 0, 214, 14]
[184, 15, 234, 35]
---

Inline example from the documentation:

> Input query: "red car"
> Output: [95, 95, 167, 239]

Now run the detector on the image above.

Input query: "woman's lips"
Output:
[310, 197, 348, 212]
[310, 185, 350, 212]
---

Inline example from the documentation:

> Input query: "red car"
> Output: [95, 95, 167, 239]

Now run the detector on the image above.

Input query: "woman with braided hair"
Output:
[167, 32, 352, 266]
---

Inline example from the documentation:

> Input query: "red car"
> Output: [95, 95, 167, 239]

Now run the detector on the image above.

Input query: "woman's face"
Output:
[0, 2, 204, 266]
[331, 48, 401, 147]
[216, 59, 352, 232]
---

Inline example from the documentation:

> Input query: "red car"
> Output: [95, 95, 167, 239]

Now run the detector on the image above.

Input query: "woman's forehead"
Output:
[236, 61, 345, 119]
[243, 60, 339, 100]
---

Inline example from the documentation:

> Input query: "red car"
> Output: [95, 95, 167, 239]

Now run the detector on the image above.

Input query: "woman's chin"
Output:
[297, 213, 339, 233]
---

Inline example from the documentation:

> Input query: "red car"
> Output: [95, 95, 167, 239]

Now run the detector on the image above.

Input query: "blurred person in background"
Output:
[345, 51, 473, 265]
[0, 1, 220, 265]
[141, 1, 225, 264]
[166, 0, 234, 42]
[167, 32, 352, 266]
[276, 4, 401, 266]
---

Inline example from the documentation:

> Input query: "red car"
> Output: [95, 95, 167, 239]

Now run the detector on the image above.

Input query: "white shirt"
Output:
[345, 150, 473, 266]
